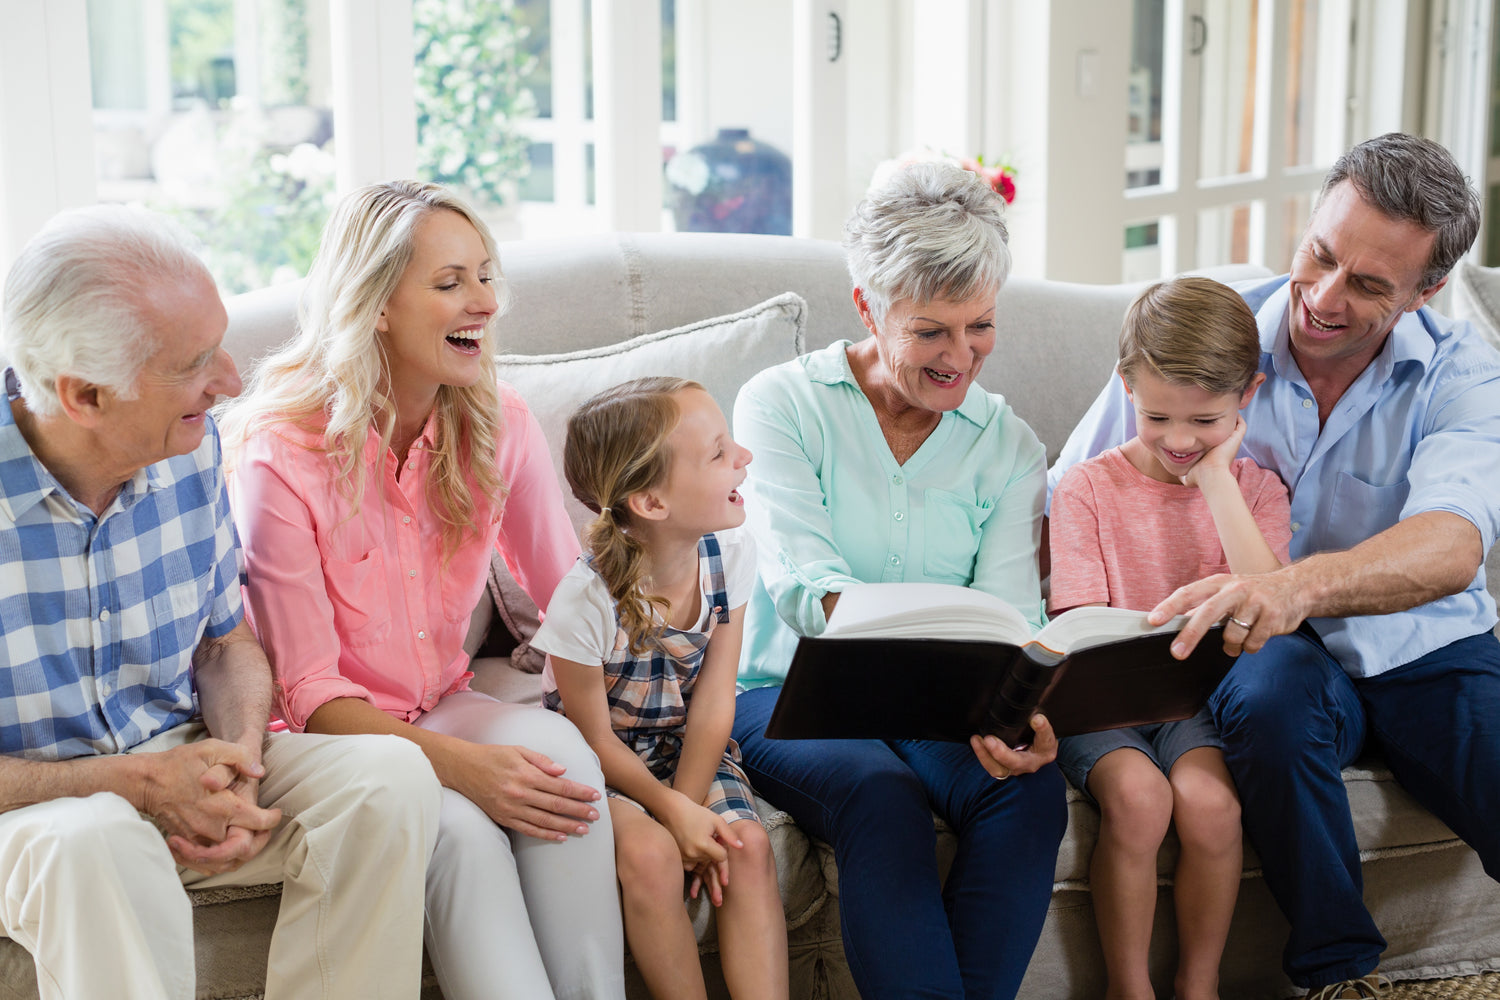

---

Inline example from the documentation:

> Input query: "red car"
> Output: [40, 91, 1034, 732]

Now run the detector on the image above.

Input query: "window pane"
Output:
[1281, 193, 1313, 273]
[1199, 2, 1260, 182]
[1126, 0, 1166, 190]
[662, 0, 676, 122]
[1285, 0, 1347, 167]
[413, 0, 537, 212]
[519, 142, 555, 202]
[1124, 219, 1164, 282]
[1197, 202, 1256, 269]
[89, 0, 335, 295]
[514, 0, 552, 118]
[1486, 185, 1500, 267]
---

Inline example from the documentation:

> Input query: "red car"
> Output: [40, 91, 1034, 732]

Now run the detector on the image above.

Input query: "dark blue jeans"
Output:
[1209, 628, 1500, 988]
[733, 686, 1067, 1000]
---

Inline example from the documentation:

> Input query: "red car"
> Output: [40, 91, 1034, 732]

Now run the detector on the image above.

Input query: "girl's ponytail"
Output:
[563, 376, 705, 653]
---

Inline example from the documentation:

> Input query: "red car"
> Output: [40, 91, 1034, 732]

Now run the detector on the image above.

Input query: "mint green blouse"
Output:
[734, 340, 1047, 688]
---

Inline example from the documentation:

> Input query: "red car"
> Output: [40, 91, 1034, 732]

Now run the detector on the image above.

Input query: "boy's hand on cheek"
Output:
[1182, 416, 1247, 490]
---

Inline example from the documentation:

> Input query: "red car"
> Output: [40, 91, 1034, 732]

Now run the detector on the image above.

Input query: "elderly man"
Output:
[0, 205, 442, 999]
[1050, 132, 1500, 1000]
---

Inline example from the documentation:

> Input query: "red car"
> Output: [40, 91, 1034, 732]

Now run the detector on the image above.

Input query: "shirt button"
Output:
[99, 608, 110, 622]
[417, 630, 426, 640]
[409, 569, 417, 578]
[894, 511, 905, 521]
[893, 475, 904, 485]
[403, 516, 412, 525]
[407, 462, 416, 471]
[889, 554, 901, 566]
[1302, 398, 1314, 409]
[1290, 521, 1301, 532]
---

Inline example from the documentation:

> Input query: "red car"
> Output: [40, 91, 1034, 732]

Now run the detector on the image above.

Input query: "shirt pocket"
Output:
[439, 565, 488, 625]
[149, 576, 211, 689]
[322, 549, 393, 647]
[922, 489, 989, 584]
[1326, 472, 1409, 553]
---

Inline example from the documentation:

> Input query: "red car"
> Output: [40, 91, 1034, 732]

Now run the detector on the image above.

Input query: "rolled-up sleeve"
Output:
[229, 435, 376, 731]
[735, 373, 861, 639]
[1402, 362, 1500, 553]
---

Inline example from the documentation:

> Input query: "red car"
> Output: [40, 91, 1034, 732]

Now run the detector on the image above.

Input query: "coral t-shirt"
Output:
[1048, 446, 1292, 614]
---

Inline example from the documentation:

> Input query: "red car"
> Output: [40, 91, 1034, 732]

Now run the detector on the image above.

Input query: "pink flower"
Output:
[869, 148, 1018, 204]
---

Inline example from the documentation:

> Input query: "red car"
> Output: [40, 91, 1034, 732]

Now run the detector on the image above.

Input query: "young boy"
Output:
[1049, 276, 1292, 1000]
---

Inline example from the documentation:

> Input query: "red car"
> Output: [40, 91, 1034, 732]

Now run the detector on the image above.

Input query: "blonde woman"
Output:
[220, 180, 624, 1000]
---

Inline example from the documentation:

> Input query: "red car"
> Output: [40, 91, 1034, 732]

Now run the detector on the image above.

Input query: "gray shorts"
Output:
[1055, 705, 1222, 801]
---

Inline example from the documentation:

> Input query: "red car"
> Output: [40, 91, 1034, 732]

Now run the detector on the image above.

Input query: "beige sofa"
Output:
[2, 232, 1496, 999]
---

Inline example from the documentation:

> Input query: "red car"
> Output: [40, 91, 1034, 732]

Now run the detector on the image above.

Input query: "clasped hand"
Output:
[141, 739, 281, 875]
[658, 790, 742, 907]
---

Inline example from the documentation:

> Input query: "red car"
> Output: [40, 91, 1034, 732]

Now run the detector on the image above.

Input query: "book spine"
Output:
[982, 651, 1058, 743]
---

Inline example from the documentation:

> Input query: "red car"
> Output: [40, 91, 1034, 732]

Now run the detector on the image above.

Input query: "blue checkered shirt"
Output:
[0, 388, 243, 759]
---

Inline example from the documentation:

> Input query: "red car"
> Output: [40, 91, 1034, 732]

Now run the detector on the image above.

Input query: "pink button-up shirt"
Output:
[229, 383, 579, 731]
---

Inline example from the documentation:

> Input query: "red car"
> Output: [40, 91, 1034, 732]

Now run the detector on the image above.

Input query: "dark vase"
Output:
[665, 128, 792, 236]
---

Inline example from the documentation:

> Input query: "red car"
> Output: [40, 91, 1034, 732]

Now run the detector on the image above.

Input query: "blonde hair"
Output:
[1118, 276, 1261, 396]
[219, 181, 509, 550]
[563, 376, 703, 654]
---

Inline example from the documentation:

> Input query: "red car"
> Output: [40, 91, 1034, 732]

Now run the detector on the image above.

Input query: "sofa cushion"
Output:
[1451, 261, 1500, 351]
[485, 292, 807, 654]
[495, 289, 807, 516]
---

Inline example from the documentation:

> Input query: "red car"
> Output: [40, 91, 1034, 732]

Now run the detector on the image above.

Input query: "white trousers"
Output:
[416, 691, 626, 1000]
[0, 726, 441, 1000]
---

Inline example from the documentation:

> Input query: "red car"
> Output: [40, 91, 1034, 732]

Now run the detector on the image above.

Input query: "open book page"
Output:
[1032, 605, 1188, 655]
[822, 582, 1033, 645]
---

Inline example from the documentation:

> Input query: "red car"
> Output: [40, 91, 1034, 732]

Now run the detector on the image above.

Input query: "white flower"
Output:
[666, 151, 711, 196]
[283, 143, 334, 182]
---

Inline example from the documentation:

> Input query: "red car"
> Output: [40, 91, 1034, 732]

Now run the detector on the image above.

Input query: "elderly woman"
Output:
[731, 162, 1068, 999]
[219, 181, 624, 1000]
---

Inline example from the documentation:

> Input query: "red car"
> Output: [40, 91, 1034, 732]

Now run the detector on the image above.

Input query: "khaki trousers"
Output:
[0, 726, 441, 1000]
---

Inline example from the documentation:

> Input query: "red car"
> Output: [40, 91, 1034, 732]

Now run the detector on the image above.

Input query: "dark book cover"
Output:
[763, 625, 1232, 747]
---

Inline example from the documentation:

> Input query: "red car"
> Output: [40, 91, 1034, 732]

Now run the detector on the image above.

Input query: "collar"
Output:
[1255, 280, 1436, 387]
[807, 339, 991, 428]
[0, 368, 165, 523]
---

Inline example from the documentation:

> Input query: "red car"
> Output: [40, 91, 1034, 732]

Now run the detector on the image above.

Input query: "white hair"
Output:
[2, 205, 210, 417]
[843, 160, 1012, 324]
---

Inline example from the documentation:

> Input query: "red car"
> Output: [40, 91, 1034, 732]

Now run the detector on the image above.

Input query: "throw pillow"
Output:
[488, 292, 808, 669]
[1451, 261, 1500, 352]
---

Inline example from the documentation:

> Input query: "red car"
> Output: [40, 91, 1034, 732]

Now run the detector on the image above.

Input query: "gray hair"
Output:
[2, 205, 210, 418]
[1320, 132, 1480, 290]
[844, 160, 1011, 324]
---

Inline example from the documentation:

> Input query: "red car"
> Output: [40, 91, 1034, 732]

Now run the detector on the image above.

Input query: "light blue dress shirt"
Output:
[735, 340, 1048, 687]
[1049, 276, 1500, 678]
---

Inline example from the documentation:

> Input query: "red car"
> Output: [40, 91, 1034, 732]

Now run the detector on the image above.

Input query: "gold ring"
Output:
[1228, 615, 1254, 630]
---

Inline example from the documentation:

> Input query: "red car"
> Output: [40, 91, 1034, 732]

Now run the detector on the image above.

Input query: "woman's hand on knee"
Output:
[447, 742, 603, 841]
[970, 714, 1059, 779]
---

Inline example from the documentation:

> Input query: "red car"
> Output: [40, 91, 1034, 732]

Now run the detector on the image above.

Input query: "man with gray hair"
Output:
[1050, 133, 1500, 999]
[0, 205, 442, 999]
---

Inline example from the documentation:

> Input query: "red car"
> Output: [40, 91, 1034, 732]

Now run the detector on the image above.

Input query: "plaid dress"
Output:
[543, 533, 761, 826]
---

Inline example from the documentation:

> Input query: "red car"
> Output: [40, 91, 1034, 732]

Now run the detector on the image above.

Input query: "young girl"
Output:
[532, 376, 788, 1000]
[1049, 277, 1293, 1000]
